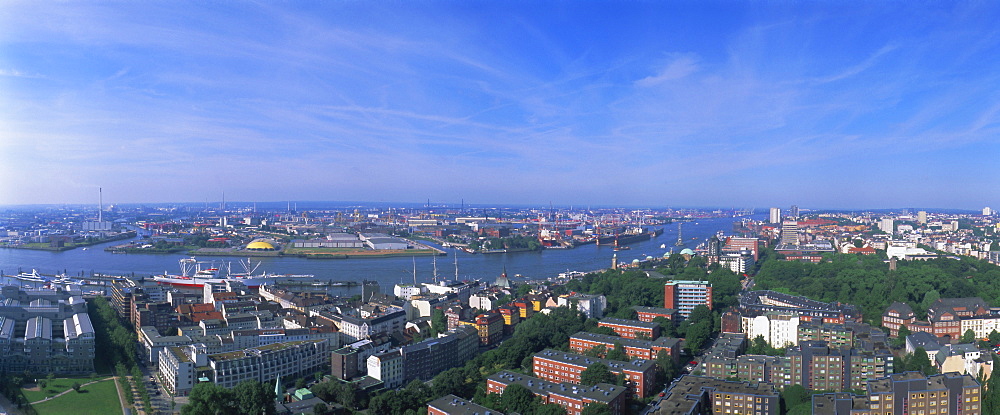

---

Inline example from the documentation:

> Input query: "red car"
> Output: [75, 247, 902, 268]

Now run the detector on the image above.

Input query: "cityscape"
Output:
[2, 2, 1000, 415]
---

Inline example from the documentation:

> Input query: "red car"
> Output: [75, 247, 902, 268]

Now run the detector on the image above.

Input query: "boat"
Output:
[660, 244, 666, 249]
[153, 258, 314, 289]
[16, 270, 47, 283]
[596, 226, 653, 246]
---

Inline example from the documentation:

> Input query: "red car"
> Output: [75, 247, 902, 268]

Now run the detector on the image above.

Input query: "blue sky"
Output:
[1, 1, 998, 209]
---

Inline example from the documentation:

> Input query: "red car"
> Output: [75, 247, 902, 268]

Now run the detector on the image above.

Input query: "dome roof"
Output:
[247, 240, 276, 250]
[680, 248, 695, 255]
[631, 258, 640, 263]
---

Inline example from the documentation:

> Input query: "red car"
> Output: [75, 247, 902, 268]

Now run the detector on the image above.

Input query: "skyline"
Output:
[2, 2, 999, 209]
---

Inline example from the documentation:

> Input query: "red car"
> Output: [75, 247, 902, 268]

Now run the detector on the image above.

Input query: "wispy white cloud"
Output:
[635, 54, 700, 87]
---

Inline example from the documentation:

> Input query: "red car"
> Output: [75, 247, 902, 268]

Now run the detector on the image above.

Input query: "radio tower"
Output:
[98, 187, 103, 222]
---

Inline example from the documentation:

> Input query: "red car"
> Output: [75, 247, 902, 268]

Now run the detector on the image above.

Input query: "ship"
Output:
[153, 258, 314, 289]
[596, 226, 660, 246]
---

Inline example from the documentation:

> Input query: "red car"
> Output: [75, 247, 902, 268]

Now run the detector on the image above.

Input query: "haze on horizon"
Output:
[1, 2, 998, 210]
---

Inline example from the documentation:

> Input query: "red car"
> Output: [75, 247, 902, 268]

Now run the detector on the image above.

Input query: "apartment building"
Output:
[569, 331, 680, 362]
[664, 281, 713, 318]
[531, 349, 656, 398]
[813, 372, 981, 415]
[486, 371, 629, 415]
[597, 318, 661, 339]
[648, 375, 779, 415]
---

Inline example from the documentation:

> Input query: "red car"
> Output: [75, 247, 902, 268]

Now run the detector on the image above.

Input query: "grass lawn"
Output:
[30, 378, 122, 415]
[22, 376, 108, 402]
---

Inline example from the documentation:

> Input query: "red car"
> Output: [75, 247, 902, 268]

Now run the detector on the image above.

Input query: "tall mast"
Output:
[412, 256, 417, 286]
[432, 254, 438, 283]
[453, 247, 459, 280]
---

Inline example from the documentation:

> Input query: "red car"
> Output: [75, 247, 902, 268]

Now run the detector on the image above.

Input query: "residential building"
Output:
[569, 331, 681, 362]
[531, 349, 656, 398]
[633, 306, 680, 322]
[160, 339, 330, 396]
[325, 307, 407, 342]
[486, 371, 628, 415]
[648, 375, 779, 415]
[882, 302, 915, 337]
[770, 208, 782, 224]
[742, 313, 799, 348]
[813, 372, 981, 415]
[663, 280, 713, 318]
[556, 294, 607, 319]
[740, 291, 861, 324]
[401, 326, 478, 382]
[597, 317, 661, 339]
[367, 350, 404, 389]
[428, 394, 504, 415]
[0, 286, 95, 375]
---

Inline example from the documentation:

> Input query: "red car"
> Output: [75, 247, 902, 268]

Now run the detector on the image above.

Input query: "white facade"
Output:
[880, 218, 895, 234]
[470, 293, 499, 311]
[961, 316, 1000, 339]
[557, 294, 607, 319]
[393, 284, 425, 300]
[367, 350, 404, 389]
[743, 313, 800, 348]
[769, 208, 782, 224]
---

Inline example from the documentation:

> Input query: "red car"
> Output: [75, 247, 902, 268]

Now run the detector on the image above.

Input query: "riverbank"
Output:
[3, 231, 136, 252]
[282, 247, 443, 259]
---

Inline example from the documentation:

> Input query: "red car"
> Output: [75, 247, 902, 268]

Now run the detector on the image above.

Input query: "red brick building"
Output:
[633, 306, 680, 322]
[487, 371, 629, 415]
[569, 331, 680, 363]
[663, 280, 713, 318]
[597, 317, 661, 339]
[427, 394, 499, 415]
[532, 349, 657, 398]
[460, 312, 503, 346]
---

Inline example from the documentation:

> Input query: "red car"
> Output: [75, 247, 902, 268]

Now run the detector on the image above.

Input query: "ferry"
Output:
[16, 270, 47, 283]
[153, 258, 314, 289]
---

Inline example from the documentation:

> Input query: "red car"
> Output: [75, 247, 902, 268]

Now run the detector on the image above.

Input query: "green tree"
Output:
[233, 380, 277, 415]
[517, 284, 533, 297]
[313, 402, 331, 415]
[606, 343, 629, 362]
[580, 363, 616, 386]
[908, 348, 937, 376]
[431, 308, 448, 335]
[962, 329, 978, 344]
[537, 402, 568, 415]
[72, 382, 81, 393]
[581, 403, 613, 415]
[500, 384, 537, 414]
[182, 382, 236, 415]
[584, 344, 607, 358]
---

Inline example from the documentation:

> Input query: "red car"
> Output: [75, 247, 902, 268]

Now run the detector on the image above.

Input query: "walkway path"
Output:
[29, 377, 114, 405]
[112, 375, 135, 415]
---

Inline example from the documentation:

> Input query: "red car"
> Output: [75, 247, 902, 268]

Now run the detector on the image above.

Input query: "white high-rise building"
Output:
[917, 211, 927, 224]
[984, 207, 993, 216]
[769, 207, 782, 224]
[880, 218, 895, 234]
[780, 221, 799, 246]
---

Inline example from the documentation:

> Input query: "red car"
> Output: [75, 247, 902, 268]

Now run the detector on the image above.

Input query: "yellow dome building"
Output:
[246, 240, 276, 251]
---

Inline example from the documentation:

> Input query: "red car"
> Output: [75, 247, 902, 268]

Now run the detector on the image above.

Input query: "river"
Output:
[0, 215, 762, 293]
